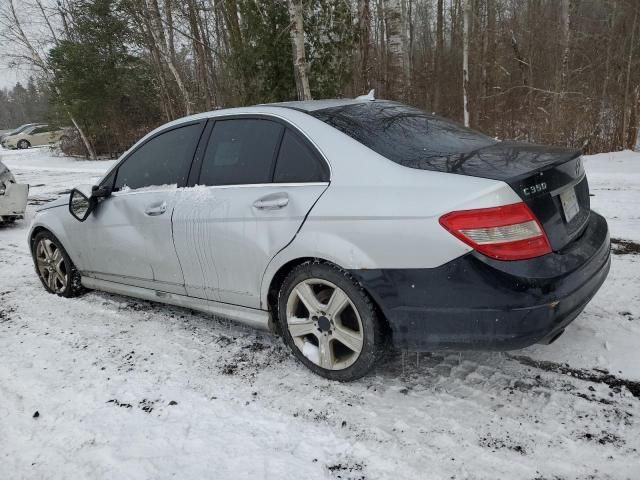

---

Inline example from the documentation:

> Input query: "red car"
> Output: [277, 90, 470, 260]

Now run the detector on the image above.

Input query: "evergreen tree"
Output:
[224, 0, 295, 105]
[48, 0, 161, 154]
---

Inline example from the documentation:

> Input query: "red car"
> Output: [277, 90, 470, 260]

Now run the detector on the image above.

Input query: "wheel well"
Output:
[266, 257, 392, 343]
[267, 257, 315, 317]
[29, 226, 49, 249]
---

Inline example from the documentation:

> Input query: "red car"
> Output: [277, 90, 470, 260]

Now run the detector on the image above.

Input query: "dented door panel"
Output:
[172, 183, 327, 308]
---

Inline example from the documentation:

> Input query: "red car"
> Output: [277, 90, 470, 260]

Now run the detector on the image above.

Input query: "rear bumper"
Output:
[0, 183, 29, 218]
[351, 211, 611, 351]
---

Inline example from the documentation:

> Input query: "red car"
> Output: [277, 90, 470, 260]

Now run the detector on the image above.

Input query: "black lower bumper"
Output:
[351, 211, 611, 351]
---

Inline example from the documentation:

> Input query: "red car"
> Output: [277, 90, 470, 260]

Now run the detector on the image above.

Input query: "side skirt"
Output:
[81, 276, 271, 331]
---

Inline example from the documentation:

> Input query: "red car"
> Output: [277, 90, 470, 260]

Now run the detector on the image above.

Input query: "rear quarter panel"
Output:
[259, 112, 521, 308]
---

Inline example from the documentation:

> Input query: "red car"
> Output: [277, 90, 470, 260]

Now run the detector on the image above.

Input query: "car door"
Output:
[75, 121, 205, 295]
[172, 117, 330, 308]
[28, 126, 48, 146]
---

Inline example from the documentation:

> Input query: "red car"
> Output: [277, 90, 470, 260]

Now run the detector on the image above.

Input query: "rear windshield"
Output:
[310, 102, 497, 168]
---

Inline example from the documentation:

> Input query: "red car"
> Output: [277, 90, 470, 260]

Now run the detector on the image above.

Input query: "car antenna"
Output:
[355, 89, 375, 101]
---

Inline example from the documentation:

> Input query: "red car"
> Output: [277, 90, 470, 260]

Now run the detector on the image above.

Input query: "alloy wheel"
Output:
[36, 238, 68, 294]
[286, 278, 364, 370]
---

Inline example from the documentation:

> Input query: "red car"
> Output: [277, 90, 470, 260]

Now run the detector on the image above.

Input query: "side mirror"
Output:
[69, 188, 94, 222]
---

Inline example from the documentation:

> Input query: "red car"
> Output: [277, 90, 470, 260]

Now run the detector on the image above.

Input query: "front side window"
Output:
[114, 123, 203, 191]
[198, 119, 283, 186]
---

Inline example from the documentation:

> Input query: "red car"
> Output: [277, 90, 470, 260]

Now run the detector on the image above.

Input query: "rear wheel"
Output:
[32, 231, 85, 297]
[17, 140, 30, 149]
[278, 262, 384, 381]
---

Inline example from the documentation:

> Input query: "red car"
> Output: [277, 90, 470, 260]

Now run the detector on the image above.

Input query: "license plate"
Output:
[559, 187, 579, 222]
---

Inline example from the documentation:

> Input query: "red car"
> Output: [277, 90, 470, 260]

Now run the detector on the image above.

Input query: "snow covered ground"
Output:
[1, 147, 639, 479]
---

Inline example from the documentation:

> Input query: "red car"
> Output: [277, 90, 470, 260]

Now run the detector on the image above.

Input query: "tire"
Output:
[18, 140, 30, 149]
[278, 261, 384, 381]
[31, 230, 85, 298]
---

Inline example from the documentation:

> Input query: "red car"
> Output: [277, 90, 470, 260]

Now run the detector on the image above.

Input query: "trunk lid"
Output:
[442, 142, 589, 251]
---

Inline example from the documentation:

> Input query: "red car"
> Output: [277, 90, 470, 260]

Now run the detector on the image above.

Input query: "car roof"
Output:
[152, 97, 382, 131]
[124, 97, 381, 161]
[261, 98, 371, 112]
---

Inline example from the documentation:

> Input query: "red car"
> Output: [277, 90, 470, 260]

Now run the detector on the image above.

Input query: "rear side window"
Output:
[114, 123, 203, 190]
[198, 119, 283, 186]
[273, 130, 329, 183]
[311, 102, 496, 169]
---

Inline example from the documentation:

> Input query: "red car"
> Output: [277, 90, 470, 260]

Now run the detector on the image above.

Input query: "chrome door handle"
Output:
[145, 201, 167, 216]
[253, 193, 289, 210]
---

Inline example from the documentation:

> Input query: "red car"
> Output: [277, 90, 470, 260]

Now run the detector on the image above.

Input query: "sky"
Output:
[0, 65, 29, 90]
[0, 0, 52, 90]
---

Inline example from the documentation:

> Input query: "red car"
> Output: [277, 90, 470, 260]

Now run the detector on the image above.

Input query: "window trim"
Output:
[103, 120, 206, 192]
[189, 114, 330, 188]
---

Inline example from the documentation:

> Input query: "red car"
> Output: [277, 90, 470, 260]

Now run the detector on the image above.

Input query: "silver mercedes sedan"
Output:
[29, 97, 610, 381]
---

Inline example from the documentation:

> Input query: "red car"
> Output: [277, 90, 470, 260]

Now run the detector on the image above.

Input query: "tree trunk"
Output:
[630, 86, 640, 150]
[462, 0, 471, 127]
[141, 1, 192, 115]
[357, 0, 371, 92]
[433, 0, 443, 112]
[68, 114, 97, 160]
[481, 0, 495, 123]
[586, 0, 617, 152]
[559, 0, 573, 95]
[385, 0, 403, 98]
[622, 5, 638, 149]
[163, 0, 177, 65]
[288, 0, 312, 100]
[400, 0, 411, 99]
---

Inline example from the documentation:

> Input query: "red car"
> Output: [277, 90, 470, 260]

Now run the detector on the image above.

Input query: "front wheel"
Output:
[17, 140, 30, 149]
[32, 231, 85, 297]
[278, 262, 385, 381]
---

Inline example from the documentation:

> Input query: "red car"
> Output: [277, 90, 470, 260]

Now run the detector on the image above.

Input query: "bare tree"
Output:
[622, 4, 638, 148]
[288, 0, 311, 100]
[384, 0, 404, 97]
[3, 0, 639, 155]
[433, 0, 443, 112]
[462, 0, 471, 127]
[357, 0, 371, 92]
[0, 0, 96, 159]
[400, 0, 411, 97]
[559, 0, 574, 95]
[142, 0, 192, 115]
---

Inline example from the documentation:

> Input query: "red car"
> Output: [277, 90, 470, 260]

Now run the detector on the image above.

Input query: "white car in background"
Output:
[3, 124, 65, 149]
[0, 160, 28, 224]
[0, 123, 46, 145]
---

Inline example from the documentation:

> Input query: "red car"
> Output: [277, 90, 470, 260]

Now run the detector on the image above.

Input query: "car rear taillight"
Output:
[439, 202, 552, 261]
